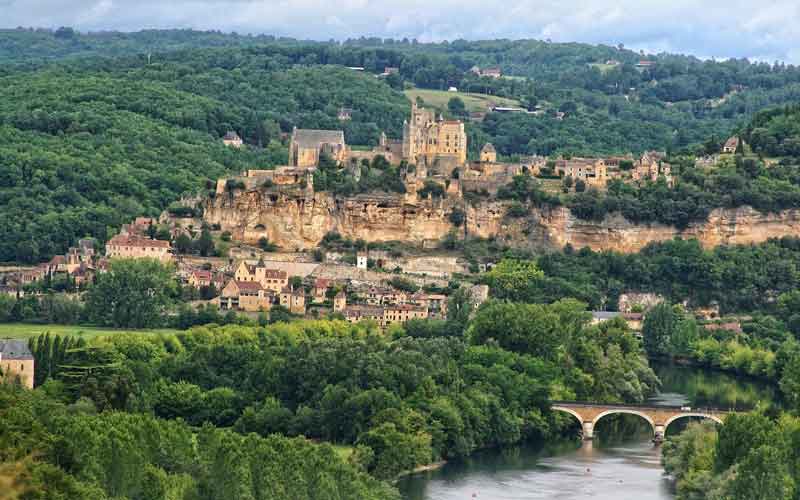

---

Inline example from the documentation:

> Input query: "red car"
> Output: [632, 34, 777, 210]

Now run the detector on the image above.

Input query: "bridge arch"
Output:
[591, 409, 655, 432]
[663, 413, 724, 433]
[551, 406, 585, 428]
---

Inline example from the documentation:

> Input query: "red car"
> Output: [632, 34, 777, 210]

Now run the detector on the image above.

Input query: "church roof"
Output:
[292, 129, 345, 148]
[481, 143, 496, 153]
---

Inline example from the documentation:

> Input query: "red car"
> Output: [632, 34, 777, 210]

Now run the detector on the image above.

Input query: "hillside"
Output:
[404, 88, 521, 113]
[0, 60, 408, 262]
[743, 105, 800, 158]
[4, 29, 800, 261]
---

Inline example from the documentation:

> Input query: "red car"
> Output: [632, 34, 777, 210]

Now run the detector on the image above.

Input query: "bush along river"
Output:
[397, 362, 777, 500]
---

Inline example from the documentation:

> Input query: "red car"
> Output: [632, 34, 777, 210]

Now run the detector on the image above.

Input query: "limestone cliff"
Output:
[203, 189, 459, 250]
[499, 206, 800, 252]
[203, 188, 800, 252]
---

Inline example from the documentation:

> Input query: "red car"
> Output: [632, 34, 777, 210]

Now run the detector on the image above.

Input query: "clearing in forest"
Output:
[404, 88, 521, 113]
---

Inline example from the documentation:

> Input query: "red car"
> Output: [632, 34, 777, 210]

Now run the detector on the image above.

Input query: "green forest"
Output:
[3, 250, 800, 497]
[4, 29, 800, 262]
[1, 294, 659, 497]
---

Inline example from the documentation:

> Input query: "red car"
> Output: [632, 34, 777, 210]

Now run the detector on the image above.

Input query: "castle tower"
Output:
[402, 103, 467, 168]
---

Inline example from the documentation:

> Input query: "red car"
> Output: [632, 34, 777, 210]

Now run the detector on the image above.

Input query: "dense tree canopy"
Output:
[5, 30, 800, 261]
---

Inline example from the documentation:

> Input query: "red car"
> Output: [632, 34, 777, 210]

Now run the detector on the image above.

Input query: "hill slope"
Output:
[0, 62, 409, 262]
[4, 30, 800, 261]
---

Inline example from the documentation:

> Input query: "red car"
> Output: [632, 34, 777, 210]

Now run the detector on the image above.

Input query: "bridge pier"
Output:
[653, 425, 665, 444]
[582, 421, 594, 440]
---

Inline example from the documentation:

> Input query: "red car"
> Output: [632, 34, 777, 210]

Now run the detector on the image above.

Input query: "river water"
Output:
[397, 363, 777, 500]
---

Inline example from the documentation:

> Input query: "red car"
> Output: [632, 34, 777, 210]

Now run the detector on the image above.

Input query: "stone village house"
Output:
[0, 339, 34, 389]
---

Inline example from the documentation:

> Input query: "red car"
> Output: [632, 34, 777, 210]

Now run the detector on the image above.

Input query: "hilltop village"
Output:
[204, 102, 683, 252]
[7, 29, 800, 500]
[0, 102, 703, 345]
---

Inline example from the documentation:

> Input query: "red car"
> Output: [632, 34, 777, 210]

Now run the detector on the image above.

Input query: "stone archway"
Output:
[551, 402, 731, 442]
[663, 413, 724, 436]
[588, 409, 655, 440]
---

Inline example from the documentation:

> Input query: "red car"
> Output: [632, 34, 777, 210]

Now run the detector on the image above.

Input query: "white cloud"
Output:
[4, 0, 800, 63]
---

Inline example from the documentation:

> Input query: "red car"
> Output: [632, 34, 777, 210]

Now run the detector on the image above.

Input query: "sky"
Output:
[3, 0, 800, 63]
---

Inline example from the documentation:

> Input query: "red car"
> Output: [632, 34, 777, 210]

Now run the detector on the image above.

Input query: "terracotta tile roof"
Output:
[108, 234, 171, 248]
[385, 304, 426, 312]
[236, 281, 264, 292]
[263, 269, 287, 279]
[48, 255, 66, 266]
[192, 270, 212, 280]
[314, 278, 331, 289]
[134, 217, 155, 226]
[704, 322, 743, 334]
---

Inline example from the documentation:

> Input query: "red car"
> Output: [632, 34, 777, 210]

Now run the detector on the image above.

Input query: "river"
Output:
[397, 363, 777, 500]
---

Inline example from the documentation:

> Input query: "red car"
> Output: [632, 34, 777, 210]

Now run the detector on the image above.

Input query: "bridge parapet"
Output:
[551, 401, 731, 443]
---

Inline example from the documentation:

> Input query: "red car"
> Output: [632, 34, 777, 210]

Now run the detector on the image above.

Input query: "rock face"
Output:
[203, 188, 800, 253]
[523, 206, 800, 252]
[204, 189, 459, 250]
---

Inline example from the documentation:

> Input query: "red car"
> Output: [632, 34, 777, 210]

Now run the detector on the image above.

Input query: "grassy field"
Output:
[404, 88, 521, 113]
[589, 62, 619, 73]
[0, 323, 181, 340]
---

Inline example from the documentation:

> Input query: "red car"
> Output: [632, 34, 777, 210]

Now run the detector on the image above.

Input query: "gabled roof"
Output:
[262, 269, 287, 279]
[292, 129, 345, 148]
[723, 136, 739, 149]
[107, 234, 171, 249]
[481, 143, 496, 153]
[48, 255, 66, 266]
[0, 339, 33, 360]
[236, 280, 264, 292]
[224, 131, 241, 140]
[191, 270, 212, 280]
[385, 304, 426, 312]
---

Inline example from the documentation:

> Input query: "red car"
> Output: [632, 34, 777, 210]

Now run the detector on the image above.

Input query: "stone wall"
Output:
[1, 359, 34, 389]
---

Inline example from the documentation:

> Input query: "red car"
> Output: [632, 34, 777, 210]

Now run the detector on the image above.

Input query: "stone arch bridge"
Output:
[551, 401, 731, 443]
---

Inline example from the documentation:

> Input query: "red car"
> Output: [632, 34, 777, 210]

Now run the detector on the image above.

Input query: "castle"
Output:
[402, 102, 467, 172]
[289, 128, 348, 168]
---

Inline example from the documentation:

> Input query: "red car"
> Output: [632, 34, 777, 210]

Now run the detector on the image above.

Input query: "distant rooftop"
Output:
[0, 339, 33, 360]
[292, 128, 345, 148]
[592, 311, 621, 321]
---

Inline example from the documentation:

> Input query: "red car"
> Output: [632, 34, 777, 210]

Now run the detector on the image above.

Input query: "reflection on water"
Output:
[398, 363, 777, 500]
[651, 362, 777, 411]
[398, 438, 671, 500]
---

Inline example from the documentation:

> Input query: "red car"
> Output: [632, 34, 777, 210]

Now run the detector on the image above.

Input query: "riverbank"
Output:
[398, 363, 776, 499]
[650, 354, 779, 385]
[396, 461, 447, 480]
